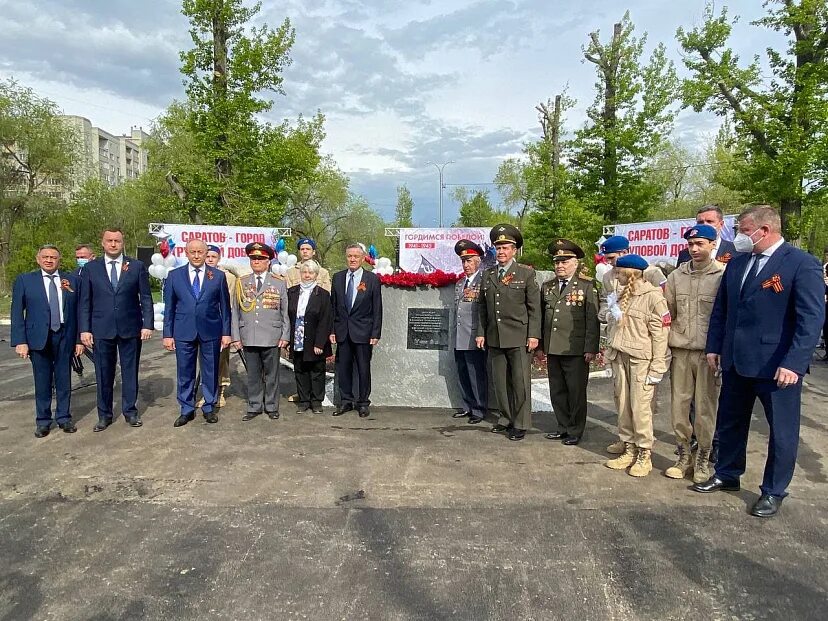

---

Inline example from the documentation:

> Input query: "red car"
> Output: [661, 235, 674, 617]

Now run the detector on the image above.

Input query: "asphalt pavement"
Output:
[1, 327, 827, 620]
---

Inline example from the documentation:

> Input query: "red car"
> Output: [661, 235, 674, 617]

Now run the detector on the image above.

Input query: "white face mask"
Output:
[733, 229, 763, 253]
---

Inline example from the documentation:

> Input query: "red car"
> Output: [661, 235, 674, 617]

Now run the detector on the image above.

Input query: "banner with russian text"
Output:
[612, 216, 736, 265]
[154, 224, 282, 267]
[399, 227, 491, 273]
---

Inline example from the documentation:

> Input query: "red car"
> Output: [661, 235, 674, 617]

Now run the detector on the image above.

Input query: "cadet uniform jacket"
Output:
[598, 265, 666, 323]
[541, 275, 600, 355]
[605, 281, 670, 379]
[477, 262, 541, 348]
[664, 258, 724, 351]
[231, 272, 290, 347]
[454, 270, 482, 351]
[286, 262, 332, 292]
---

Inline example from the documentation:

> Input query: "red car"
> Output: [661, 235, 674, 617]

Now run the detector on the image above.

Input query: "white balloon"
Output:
[148, 265, 162, 279]
[153, 302, 165, 313]
[286, 254, 298, 267]
[271, 263, 280, 275]
[163, 254, 177, 268]
[153, 313, 164, 322]
[277, 250, 289, 264]
[151, 253, 164, 266]
[595, 263, 610, 281]
[153, 321, 164, 332]
[379, 257, 392, 269]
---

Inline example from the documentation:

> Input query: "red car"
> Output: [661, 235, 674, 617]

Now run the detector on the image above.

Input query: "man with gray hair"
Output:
[11, 245, 84, 437]
[693, 205, 825, 518]
[330, 243, 383, 418]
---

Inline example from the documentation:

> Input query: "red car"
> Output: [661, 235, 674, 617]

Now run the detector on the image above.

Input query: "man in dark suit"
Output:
[79, 227, 154, 431]
[476, 224, 541, 441]
[163, 239, 232, 427]
[693, 205, 825, 518]
[11, 245, 84, 437]
[676, 205, 739, 267]
[71, 243, 96, 374]
[330, 243, 383, 418]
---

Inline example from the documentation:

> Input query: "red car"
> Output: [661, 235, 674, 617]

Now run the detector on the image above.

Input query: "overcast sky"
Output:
[0, 0, 771, 225]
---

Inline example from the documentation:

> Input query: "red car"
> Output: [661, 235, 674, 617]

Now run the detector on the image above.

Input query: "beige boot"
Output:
[606, 440, 626, 455]
[664, 443, 693, 479]
[693, 447, 712, 484]
[218, 387, 227, 408]
[628, 447, 652, 477]
[605, 442, 637, 470]
[196, 396, 205, 408]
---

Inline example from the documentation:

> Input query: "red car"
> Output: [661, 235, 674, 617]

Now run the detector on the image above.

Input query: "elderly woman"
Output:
[287, 260, 334, 413]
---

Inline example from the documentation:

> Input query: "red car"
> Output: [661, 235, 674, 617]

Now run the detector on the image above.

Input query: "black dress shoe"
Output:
[204, 412, 219, 424]
[358, 408, 370, 418]
[452, 410, 470, 419]
[242, 412, 260, 421]
[750, 494, 783, 518]
[508, 429, 526, 441]
[59, 421, 77, 433]
[491, 424, 511, 433]
[468, 416, 484, 424]
[173, 414, 194, 427]
[562, 436, 581, 446]
[709, 442, 719, 464]
[333, 403, 353, 416]
[267, 412, 280, 420]
[93, 419, 112, 432]
[545, 431, 568, 440]
[34, 426, 50, 438]
[125, 416, 143, 428]
[312, 406, 323, 414]
[691, 476, 740, 493]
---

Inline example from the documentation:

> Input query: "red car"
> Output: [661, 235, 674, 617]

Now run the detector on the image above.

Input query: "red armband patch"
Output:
[661, 312, 671, 327]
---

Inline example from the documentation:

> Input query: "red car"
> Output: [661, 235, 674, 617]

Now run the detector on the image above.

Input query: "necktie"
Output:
[257, 275, 263, 291]
[741, 255, 761, 296]
[346, 272, 355, 310]
[498, 267, 505, 281]
[559, 279, 568, 293]
[47, 274, 61, 331]
[465, 277, 471, 289]
[192, 267, 201, 297]
[109, 260, 118, 289]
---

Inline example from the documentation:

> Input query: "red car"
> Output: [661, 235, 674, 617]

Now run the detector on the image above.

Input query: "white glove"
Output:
[609, 303, 623, 321]
[645, 375, 661, 385]
[607, 292, 618, 307]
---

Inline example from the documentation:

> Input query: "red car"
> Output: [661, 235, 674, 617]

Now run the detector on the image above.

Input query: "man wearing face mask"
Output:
[74, 244, 95, 275]
[693, 205, 825, 518]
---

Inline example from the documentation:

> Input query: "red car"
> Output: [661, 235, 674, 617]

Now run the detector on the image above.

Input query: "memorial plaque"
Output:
[407, 308, 450, 350]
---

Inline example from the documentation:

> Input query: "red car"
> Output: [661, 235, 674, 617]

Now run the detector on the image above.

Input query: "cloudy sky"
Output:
[0, 0, 771, 225]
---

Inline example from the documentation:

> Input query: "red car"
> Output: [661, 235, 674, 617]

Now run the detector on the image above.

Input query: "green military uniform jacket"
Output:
[541, 274, 600, 355]
[477, 262, 541, 348]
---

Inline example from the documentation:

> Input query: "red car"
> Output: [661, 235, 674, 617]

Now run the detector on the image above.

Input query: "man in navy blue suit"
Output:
[11, 245, 84, 437]
[163, 238, 232, 427]
[330, 244, 383, 418]
[693, 205, 825, 517]
[79, 228, 154, 431]
[676, 205, 739, 267]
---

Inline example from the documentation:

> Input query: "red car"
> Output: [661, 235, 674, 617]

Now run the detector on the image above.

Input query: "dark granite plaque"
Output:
[407, 308, 450, 350]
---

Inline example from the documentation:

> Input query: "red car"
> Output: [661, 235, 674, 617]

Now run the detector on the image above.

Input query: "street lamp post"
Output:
[426, 160, 454, 228]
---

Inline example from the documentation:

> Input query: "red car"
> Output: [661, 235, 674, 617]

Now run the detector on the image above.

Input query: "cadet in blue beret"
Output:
[663, 224, 725, 483]
[603, 253, 671, 477]
[598, 236, 666, 326]
[203, 243, 237, 408]
[286, 237, 331, 292]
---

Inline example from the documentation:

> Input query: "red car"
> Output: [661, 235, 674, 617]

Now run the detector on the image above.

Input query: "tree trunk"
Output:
[779, 196, 801, 242]
[551, 95, 562, 209]
[212, 2, 231, 212]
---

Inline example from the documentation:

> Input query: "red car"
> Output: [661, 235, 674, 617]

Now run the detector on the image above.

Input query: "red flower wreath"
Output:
[378, 270, 463, 288]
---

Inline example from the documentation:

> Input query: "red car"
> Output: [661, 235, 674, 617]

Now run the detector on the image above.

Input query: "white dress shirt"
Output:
[188, 264, 205, 288]
[741, 237, 785, 288]
[105, 254, 124, 284]
[346, 267, 363, 308]
[41, 269, 64, 323]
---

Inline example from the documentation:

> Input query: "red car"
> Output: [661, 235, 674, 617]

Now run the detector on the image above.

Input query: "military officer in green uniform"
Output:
[540, 239, 600, 445]
[476, 224, 541, 441]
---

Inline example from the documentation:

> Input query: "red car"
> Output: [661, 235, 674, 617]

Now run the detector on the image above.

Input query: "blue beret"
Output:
[206, 245, 221, 254]
[600, 235, 630, 255]
[615, 254, 649, 271]
[683, 224, 717, 241]
[296, 237, 316, 250]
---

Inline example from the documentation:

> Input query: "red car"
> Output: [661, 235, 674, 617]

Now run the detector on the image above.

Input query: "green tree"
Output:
[0, 79, 78, 291]
[394, 184, 414, 227]
[677, 0, 828, 240]
[452, 188, 513, 227]
[570, 13, 679, 224]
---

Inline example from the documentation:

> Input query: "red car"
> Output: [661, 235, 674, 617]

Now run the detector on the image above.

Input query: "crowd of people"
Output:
[9, 204, 828, 518]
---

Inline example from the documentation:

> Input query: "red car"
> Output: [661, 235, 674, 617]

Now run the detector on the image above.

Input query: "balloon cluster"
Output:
[270, 250, 298, 276]
[152, 302, 165, 332]
[148, 252, 179, 280]
[373, 257, 394, 276]
[595, 262, 611, 282]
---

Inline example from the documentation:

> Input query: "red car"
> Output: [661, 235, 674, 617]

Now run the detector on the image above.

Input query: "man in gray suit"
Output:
[231, 243, 289, 421]
[452, 239, 488, 424]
